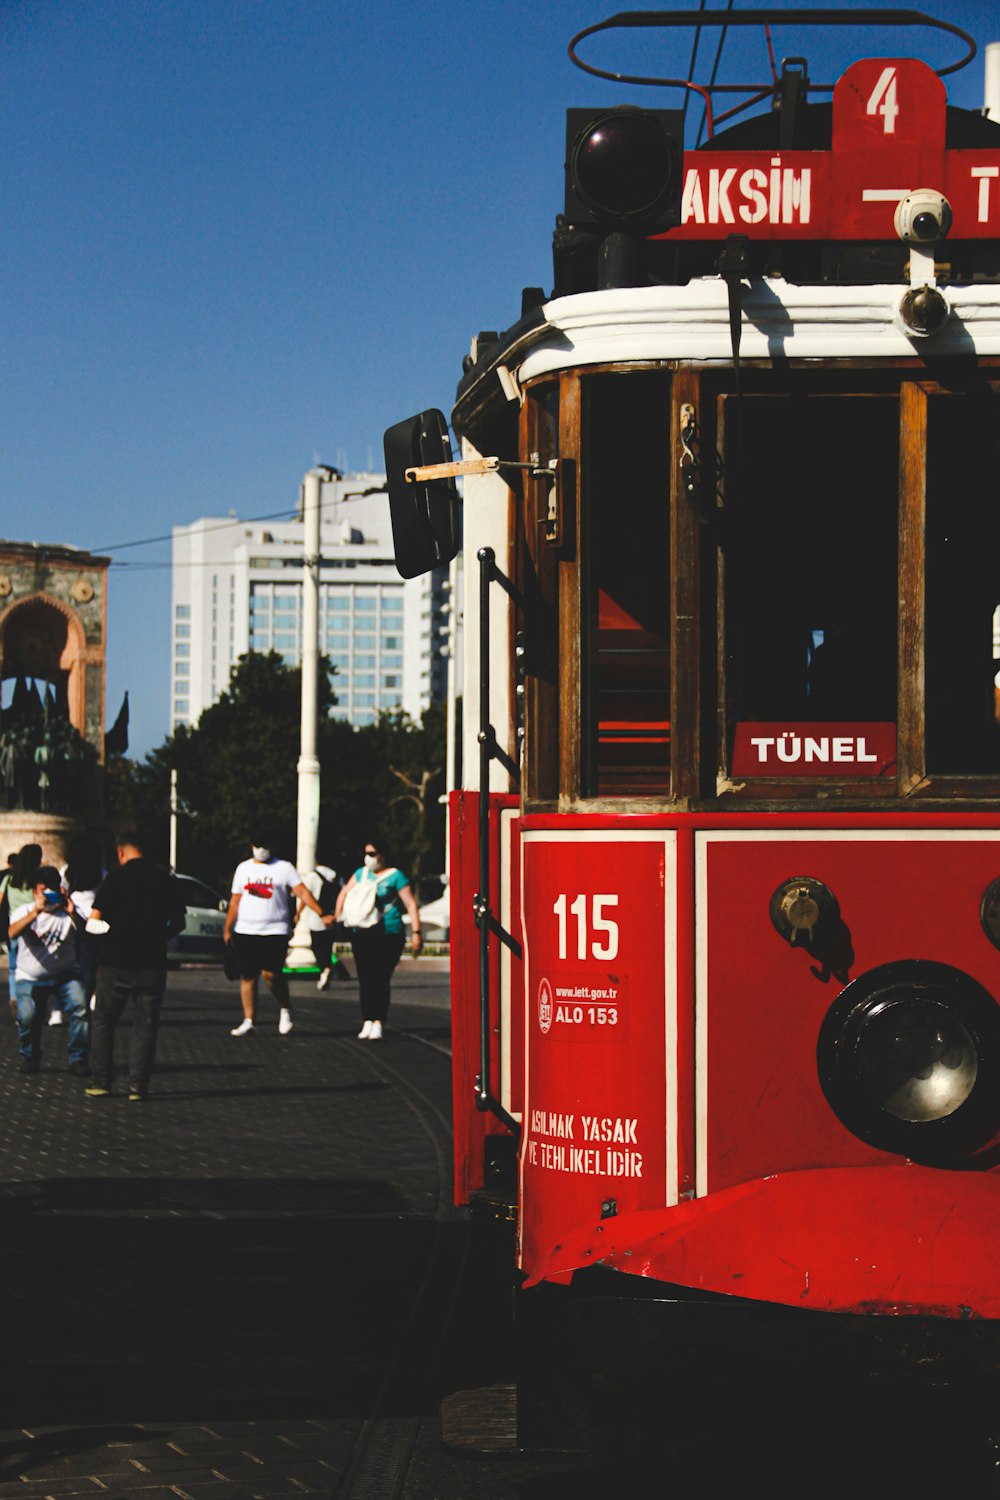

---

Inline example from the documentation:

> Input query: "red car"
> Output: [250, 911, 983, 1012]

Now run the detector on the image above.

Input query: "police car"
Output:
[166, 874, 228, 965]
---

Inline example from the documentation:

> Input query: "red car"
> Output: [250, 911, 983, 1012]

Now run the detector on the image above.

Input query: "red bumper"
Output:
[527, 1166, 1000, 1317]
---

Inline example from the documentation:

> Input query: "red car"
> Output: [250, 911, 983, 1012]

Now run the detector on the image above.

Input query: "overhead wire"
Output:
[681, 0, 709, 138]
[94, 484, 387, 556]
[695, 0, 737, 148]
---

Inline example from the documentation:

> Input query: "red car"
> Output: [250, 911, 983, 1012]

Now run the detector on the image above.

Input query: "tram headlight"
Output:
[564, 107, 683, 230]
[857, 1000, 976, 1122]
[817, 961, 1000, 1163]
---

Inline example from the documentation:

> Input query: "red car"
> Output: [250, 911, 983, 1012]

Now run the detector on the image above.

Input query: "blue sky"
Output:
[3, 0, 998, 755]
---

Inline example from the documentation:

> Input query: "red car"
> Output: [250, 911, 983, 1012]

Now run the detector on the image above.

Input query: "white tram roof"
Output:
[514, 280, 1000, 380]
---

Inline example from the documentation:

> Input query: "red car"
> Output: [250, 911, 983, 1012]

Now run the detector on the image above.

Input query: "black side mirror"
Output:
[384, 410, 460, 578]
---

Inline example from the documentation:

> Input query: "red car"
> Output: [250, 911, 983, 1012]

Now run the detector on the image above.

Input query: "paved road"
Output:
[0, 958, 599, 1499]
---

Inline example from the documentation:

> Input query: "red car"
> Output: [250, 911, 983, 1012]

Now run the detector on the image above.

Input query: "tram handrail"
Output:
[474, 546, 520, 1136]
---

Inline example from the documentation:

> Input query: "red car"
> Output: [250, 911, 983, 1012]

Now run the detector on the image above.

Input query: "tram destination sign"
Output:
[664, 58, 1000, 242]
[731, 722, 897, 778]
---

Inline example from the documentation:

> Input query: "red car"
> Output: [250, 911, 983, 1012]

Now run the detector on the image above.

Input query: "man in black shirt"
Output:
[85, 829, 186, 1101]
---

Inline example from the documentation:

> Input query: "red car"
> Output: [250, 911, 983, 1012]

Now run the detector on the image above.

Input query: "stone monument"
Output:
[0, 541, 111, 866]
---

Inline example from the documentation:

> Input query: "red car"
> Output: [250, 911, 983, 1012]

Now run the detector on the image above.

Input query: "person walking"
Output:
[297, 862, 349, 990]
[6, 843, 42, 1021]
[62, 832, 106, 1015]
[85, 829, 186, 1101]
[225, 833, 336, 1037]
[0, 851, 14, 956]
[7, 864, 90, 1076]
[334, 841, 422, 1041]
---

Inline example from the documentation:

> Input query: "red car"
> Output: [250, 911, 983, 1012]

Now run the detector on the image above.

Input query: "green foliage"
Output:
[106, 652, 447, 890]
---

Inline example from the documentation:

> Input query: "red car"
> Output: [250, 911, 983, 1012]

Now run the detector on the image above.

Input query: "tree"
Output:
[107, 653, 447, 890]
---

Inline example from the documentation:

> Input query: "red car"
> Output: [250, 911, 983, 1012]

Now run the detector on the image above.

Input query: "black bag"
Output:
[223, 941, 241, 981]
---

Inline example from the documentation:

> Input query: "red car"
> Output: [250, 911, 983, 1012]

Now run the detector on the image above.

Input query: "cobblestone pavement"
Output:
[0, 959, 467, 1497]
[0, 960, 628, 1500]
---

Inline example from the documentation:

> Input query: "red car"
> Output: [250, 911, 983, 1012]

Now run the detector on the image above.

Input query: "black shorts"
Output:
[231, 931, 288, 979]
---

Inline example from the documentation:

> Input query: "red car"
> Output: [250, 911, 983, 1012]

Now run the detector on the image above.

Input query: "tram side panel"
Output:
[698, 827, 1000, 1193]
[449, 790, 523, 1206]
[515, 816, 1000, 1314]
[518, 826, 682, 1278]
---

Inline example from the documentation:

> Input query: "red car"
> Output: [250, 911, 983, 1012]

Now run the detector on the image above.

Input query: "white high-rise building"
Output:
[170, 472, 451, 730]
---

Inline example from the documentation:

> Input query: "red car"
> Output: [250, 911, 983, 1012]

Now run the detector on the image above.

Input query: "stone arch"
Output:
[0, 593, 90, 740]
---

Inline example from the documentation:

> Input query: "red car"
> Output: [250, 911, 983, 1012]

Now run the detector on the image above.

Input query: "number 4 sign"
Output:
[866, 66, 899, 133]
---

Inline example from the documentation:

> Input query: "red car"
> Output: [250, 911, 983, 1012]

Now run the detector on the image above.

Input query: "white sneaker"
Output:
[89, 995, 96, 1012]
[48, 1010, 63, 1027]
[231, 1018, 255, 1037]
[358, 1020, 373, 1040]
[278, 1009, 293, 1035]
[368, 1020, 383, 1042]
[316, 969, 331, 991]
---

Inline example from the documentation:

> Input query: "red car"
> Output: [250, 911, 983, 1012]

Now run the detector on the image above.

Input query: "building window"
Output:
[175, 605, 191, 619]
[175, 624, 191, 638]
[175, 643, 190, 657]
[355, 633, 376, 650]
[174, 661, 190, 677]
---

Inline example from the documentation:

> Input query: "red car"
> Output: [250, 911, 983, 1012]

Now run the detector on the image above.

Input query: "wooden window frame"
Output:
[898, 377, 1000, 799]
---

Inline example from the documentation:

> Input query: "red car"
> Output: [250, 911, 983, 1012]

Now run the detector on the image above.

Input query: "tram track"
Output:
[331, 1025, 471, 1500]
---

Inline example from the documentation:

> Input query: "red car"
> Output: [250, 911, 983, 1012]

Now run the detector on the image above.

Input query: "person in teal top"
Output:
[333, 840, 422, 1041]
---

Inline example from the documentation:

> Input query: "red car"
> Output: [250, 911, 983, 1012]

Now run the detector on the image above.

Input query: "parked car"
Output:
[167, 874, 228, 965]
[404, 873, 450, 943]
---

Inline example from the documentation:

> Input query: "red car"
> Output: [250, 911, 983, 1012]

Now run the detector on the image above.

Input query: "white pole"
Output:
[169, 767, 178, 871]
[986, 42, 1000, 120]
[443, 550, 460, 884]
[296, 468, 323, 876]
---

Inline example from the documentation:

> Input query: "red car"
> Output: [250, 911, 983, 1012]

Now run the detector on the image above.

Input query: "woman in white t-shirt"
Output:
[223, 834, 336, 1038]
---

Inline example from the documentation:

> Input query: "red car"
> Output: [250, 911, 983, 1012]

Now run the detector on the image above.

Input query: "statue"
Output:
[0, 680, 98, 815]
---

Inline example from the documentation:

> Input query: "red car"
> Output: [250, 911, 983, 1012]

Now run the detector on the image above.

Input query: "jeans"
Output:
[16, 972, 89, 1065]
[350, 927, 405, 1023]
[90, 965, 166, 1094]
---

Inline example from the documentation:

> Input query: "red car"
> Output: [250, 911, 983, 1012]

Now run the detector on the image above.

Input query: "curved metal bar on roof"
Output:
[568, 8, 977, 138]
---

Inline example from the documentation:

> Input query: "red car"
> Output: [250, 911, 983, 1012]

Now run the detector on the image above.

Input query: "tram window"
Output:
[725, 395, 897, 736]
[925, 395, 1000, 774]
[582, 372, 671, 796]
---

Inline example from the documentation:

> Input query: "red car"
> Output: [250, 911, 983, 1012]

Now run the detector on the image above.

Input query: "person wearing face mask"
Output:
[224, 831, 336, 1038]
[333, 841, 422, 1041]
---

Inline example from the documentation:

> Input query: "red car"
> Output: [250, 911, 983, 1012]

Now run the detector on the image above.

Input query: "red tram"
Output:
[386, 4, 1000, 1447]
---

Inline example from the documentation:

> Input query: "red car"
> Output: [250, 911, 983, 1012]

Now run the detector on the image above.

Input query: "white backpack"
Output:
[341, 867, 396, 929]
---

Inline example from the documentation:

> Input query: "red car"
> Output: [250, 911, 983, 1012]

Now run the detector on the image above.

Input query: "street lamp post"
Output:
[169, 767, 178, 871]
[287, 466, 333, 970]
[296, 466, 331, 877]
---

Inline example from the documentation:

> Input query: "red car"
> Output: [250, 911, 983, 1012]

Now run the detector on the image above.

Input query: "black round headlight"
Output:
[570, 109, 679, 224]
[818, 960, 1000, 1163]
